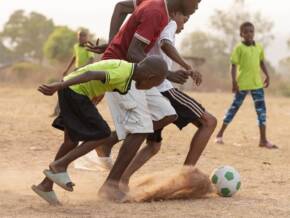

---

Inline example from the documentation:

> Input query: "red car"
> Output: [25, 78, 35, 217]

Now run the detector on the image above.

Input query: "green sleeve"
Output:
[88, 50, 95, 59]
[230, 45, 240, 65]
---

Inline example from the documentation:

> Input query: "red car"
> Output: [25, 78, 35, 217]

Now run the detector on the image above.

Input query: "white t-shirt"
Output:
[148, 20, 177, 92]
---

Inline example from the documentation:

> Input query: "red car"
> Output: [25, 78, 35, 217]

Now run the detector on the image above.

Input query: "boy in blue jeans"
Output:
[216, 22, 277, 149]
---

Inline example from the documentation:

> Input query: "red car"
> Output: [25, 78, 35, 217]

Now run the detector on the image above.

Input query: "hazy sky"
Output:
[1, 0, 289, 66]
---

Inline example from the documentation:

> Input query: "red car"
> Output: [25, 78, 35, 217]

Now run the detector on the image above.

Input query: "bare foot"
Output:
[119, 180, 130, 193]
[98, 181, 126, 202]
[259, 141, 278, 149]
[215, 137, 224, 144]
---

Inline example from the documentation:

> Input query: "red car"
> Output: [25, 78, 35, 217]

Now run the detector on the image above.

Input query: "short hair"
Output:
[77, 30, 88, 36]
[240, 22, 255, 34]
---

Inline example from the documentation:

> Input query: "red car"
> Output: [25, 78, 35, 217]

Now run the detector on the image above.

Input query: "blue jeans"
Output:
[223, 88, 266, 126]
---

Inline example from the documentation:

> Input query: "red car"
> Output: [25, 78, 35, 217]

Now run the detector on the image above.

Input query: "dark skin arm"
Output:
[109, 0, 135, 42]
[161, 40, 202, 86]
[62, 56, 75, 76]
[127, 37, 190, 84]
[86, 0, 135, 54]
[231, 64, 239, 93]
[260, 60, 270, 88]
[38, 71, 107, 96]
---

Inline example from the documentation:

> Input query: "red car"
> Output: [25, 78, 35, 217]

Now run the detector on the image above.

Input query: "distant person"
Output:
[51, 30, 95, 116]
[32, 56, 168, 205]
[215, 22, 277, 149]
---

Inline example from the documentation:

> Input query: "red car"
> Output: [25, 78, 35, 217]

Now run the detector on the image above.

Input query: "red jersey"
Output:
[103, 0, 169, 60]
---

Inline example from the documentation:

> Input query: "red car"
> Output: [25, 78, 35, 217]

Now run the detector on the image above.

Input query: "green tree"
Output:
[1, 10, 54, 62]
[43, 26, 76, 62]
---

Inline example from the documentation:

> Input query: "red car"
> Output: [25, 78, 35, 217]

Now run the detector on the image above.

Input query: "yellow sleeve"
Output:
[230, 45, 240, 65]
[88, 50, 95, 59]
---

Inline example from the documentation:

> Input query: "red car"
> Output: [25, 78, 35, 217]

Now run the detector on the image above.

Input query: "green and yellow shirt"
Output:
[231, 42, 264, 91]
[64, 60, 134, 100]
[73, 43, 95, 68]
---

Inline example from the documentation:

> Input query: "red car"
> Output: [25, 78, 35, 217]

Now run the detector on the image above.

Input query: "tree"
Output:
[1, 10, 54, 62]
[278, 38, 290, 75]
[210, 0, 274, 53]
[43, 26, 76, 62]
[181, 0, 274, 75]
[181, 31, 228, 75]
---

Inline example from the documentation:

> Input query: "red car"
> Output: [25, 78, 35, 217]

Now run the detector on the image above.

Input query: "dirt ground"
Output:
[0, 84, 290, 218]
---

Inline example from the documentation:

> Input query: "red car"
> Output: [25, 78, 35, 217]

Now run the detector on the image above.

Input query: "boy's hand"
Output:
[167, 70, 190, 84]
[85, 38, 108, 54]
[38, 82, 62, 96]
[264, 76, 270, 88]
[232, 81, 239, 93]
[189, 70, 202, 86]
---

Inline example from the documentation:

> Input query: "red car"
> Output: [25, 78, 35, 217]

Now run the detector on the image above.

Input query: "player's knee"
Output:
[167, 114, 178, 124]
[200, 112, 217, 129]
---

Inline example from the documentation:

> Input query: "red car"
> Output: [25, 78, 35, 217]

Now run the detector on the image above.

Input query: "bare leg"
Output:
[49, 136, 112, 173]
[216, 123, 228, 138]
[95, 131, 119, 157]
[184, 112, 217, 165]
[119, 115, 177, 190]
[259, 125, 278, 148]
[36, 130, 78, 192]
[98, 133, 147, 201]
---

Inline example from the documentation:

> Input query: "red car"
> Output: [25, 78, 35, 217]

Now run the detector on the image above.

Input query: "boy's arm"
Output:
[38, 71, 107, 96]
[62, 56, 76, 77]
[231, 64, 239, 93]
[260, 60, 270, 88]
[109, 0, 135, 42]
[86, 1, 135, 54]
[160, 40, 191, 70]
[160, 40, 202, 86]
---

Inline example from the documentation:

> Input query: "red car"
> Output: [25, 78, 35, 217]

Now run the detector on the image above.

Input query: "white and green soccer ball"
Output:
[211, 166, 241, 197]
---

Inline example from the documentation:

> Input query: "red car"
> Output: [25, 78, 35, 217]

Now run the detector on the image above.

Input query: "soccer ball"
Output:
[211, 165, 241, 197]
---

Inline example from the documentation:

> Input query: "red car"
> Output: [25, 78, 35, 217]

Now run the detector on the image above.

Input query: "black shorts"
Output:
[162, 88, 205, 129]
[52, 88, 111, 142]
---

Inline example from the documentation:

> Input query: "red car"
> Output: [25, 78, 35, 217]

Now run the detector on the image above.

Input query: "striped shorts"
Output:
[162, 88, 205, 128]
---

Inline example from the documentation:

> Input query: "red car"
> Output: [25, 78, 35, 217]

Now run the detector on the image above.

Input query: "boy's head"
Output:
[134, 56, 167, 90]
[171, 12, 189, 34]
[240, 22, 255, 43]
[180, 0, 201, 16]
[77, 30, 88, 45]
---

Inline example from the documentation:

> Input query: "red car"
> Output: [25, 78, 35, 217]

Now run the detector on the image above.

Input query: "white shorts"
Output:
[106, 82, 176, 140]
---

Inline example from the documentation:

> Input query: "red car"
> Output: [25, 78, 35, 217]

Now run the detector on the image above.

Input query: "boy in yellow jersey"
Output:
[51, 30, 95, 116]
[32, 56, 167, 205]
[216, 22, 277, 149]
[62, 30, 95, 76]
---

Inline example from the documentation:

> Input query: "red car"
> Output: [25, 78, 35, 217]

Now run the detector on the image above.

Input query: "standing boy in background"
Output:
[215, 22, 277, 149]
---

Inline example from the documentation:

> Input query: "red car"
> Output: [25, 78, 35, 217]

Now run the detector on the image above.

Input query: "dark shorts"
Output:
[162, 88, 205, 128]
[52, 88, 111, 142]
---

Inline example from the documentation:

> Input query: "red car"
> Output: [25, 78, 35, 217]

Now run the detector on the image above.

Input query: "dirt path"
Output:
[0, 85, 289, 217]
